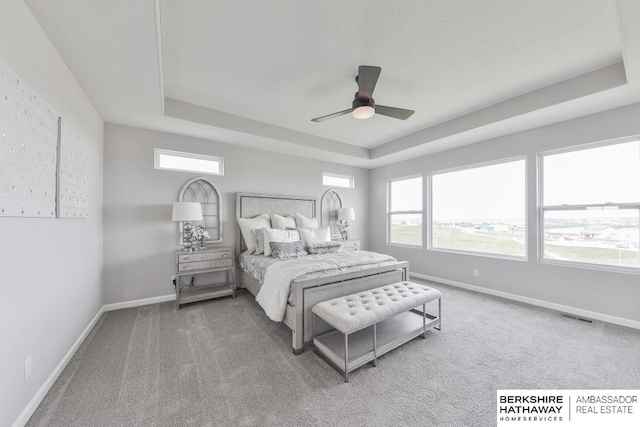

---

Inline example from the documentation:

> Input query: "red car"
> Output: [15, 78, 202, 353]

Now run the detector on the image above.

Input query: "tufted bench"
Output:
[311, 281, 441, 382]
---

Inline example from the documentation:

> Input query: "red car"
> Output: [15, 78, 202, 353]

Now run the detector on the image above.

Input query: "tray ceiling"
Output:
[24, 0, 640, 168]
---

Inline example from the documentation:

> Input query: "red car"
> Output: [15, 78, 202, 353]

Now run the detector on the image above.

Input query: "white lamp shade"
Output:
[338, 207, 355, 221]
[172, 202, 203, 221]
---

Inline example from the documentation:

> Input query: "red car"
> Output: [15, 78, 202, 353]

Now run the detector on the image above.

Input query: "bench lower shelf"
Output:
[313, 310, 440, 375]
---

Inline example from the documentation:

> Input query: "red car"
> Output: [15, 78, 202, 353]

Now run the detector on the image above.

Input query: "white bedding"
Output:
[252, 250, 397, 322]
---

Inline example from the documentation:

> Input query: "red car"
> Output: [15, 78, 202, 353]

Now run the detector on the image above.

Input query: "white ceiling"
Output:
[23, 0, 640, 168]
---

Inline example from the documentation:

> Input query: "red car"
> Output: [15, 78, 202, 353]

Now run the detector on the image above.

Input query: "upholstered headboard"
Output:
[235, 192, 318, 253]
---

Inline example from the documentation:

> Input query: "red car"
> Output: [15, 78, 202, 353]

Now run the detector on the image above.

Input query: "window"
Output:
[155, 149, 224, 176]
[387, 176, 422, 246]
[430, 158, 526, 259]
[323, 173, 354, 189]
[540, 138, 640, 271]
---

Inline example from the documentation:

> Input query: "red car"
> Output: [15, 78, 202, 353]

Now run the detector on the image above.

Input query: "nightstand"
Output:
[174, 246, 235, 309]
[338, 240, 360, 252]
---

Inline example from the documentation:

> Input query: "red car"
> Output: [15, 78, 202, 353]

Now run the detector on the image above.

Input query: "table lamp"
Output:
[337, 207, 355, 241]
[172, 202, 203, 251]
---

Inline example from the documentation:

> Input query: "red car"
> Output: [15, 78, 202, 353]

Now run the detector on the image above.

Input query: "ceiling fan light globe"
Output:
[352, 105, 375, 120]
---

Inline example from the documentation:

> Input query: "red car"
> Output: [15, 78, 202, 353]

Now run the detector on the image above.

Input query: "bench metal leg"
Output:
[422, 303, 427, 338]
[373, 323, 378, 367]
[344, 333, 349, 383]
[435, 297, 442, 331]
[310, 313, 315, 348]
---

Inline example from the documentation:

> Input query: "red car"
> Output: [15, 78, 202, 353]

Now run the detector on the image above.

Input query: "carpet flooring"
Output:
[26, 280, 640, 427]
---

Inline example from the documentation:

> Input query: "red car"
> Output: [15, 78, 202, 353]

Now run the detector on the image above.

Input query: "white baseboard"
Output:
[11, 305, 105, 427]
[103, 294, 176, 312]
[410, 272, 640, 330]
[13, 293, 177, 427]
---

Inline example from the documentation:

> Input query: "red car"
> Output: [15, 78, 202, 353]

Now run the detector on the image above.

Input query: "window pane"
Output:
[390, 177, 422, 211]
[323, 174, 353, 189]
[390, 213, 422, 245]
[156, 150, 223, 175]
[432, 160, 526, 257]
[543, 140, 640, 205]
[543, 209, 639, 268]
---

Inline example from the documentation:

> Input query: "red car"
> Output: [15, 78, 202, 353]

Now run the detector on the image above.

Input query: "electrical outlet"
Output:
[24, 356, 32, 380]
[473, 269, 480, 277]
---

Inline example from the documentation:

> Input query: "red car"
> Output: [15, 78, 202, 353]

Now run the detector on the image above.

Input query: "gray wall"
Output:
[0, 1, 104, 426]
[103, 124, 370, 304]
[370, 102, 640, 324]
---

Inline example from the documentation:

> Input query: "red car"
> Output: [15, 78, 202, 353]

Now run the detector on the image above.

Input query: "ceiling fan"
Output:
[311, 65, 415, 123]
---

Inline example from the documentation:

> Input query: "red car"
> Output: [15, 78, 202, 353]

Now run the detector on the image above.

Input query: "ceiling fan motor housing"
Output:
[353, 95, 375, 110]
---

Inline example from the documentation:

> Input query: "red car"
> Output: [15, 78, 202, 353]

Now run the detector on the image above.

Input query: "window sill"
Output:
[386, 242, 423, 249]
[539, 258, 640, 275]
[428, 247, 528, 262]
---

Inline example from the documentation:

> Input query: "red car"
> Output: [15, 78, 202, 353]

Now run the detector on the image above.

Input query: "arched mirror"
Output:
[321, 189, 342, 240]
[179, 177, 223, 244]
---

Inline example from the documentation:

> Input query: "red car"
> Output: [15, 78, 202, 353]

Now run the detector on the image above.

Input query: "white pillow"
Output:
[272, 213, 296, 229]
[238, 214, 271, 253]
[264, 228, 301, 256]
[298, 226, 330, 246]
[295, 212, 318, 229]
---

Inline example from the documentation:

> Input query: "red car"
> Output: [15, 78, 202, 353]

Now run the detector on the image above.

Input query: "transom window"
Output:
[540, 138, 640, 271]
[155, 148, 224, 176]
[430, 158, 526, 259]
[323, 173, 355, 189]
[387, 175, 423, 247]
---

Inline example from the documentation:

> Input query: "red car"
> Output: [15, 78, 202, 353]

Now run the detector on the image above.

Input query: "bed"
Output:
[235, 192, 409, 354]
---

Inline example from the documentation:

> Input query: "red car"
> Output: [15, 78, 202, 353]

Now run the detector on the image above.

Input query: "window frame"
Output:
[538, 136, 640, 274]
[323, 172, 355, 189]
[154, 148, 225, 176]
[428, 156, 528, 261]
[386, 174, 424, 248]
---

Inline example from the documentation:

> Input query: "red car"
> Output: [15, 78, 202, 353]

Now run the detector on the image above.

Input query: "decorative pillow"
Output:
[307, 241, 343, 255]
[270, 241, 309, 259]
[251, 228, 270, 255]
[238, 214, 271, 253]
[295, 212, 318, 229]
[264, 228, 301, 256]
[298, 226, 331, 246]
[272, 213, 296, 230]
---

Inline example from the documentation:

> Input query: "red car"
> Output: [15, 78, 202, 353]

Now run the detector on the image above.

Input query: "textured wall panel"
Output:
[57, 118, 89, 218]
[0, 60, 58, 217]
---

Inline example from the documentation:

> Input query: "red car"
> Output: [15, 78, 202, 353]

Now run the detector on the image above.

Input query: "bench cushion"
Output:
[312, 282, 441, 334]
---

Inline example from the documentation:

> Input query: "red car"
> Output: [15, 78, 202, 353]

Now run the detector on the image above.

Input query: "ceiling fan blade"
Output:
[375, 105, 415, 120]
[311, 109, 352, 123]
[357, 66, 381, 100]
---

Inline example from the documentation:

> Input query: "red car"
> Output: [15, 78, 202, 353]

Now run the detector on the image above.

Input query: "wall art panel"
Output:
[57, 118, 89, 218]
[0, 60, 58, 218]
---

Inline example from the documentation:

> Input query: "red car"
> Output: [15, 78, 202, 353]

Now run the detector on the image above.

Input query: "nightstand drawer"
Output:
[199, 251, 232, 261]
[178, 258, 233, 272]
[178, 253, 199, 263]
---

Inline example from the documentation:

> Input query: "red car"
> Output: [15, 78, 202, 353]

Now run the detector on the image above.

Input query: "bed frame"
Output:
[235, 192, 409, 354]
